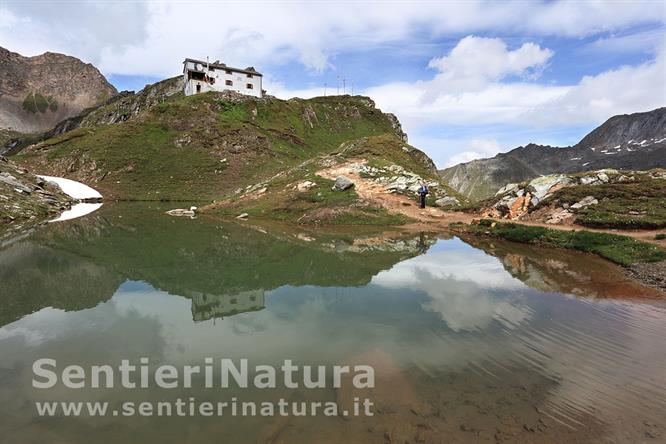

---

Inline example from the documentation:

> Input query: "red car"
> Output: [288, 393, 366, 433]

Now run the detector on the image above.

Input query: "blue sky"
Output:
[2, 1, 665, 167]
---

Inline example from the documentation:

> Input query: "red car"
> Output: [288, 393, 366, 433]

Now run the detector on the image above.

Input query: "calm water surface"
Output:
[1, 203, 665, 443]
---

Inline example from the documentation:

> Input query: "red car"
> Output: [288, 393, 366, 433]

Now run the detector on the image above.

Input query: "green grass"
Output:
[470, 220, 666, 266]
[12, 91, 450, 224]
[656, 233, 666, 240]
[541, 174, 666, 229]
[212, 175, 410, 226]
[22, 92, 58, 114]
[13, 92, 440, 209]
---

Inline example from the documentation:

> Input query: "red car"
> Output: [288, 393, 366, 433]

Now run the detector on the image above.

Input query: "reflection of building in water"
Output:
[188, 289, 265, 322]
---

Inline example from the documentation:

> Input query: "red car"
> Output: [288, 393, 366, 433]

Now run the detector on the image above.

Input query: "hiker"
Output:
[417, 181, 429, 209]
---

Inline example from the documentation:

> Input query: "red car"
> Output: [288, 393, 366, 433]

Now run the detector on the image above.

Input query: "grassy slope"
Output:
[13, 93, 405, 200]
[463, 220, 666, 266]
[13, 91, 455, 225]
[207, 133, 456, 225]
[541, 173, 666, 229]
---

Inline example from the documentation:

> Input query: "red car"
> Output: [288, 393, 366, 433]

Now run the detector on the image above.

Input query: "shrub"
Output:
[21, 92, 56, 113]
[22, 93, 37, 113]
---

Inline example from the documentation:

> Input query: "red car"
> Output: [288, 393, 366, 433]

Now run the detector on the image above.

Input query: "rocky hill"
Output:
[0, 46, 117, 133]
[11, 89, 459, 225]
[478, 168, 666, 229]
[0, 155, 71, 234]
[440, 108, 666, 201]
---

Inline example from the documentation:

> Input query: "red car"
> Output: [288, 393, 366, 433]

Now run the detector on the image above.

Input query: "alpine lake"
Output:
[1, 203, 665, 444]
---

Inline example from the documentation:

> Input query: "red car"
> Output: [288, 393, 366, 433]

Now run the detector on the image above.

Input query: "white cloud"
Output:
[363, 36, 665, 166]
[1, 1, 664, 168]
[526, 47, 666, 125]
[1, 0, 663, 75]
[585, 27, 666, 55]
[444, 139, 503, 167]
[426, 36, 553, 94]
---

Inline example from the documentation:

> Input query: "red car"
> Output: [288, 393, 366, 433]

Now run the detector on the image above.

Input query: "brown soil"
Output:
[317, 161, 666, 294]
[316, 160, 477, 226]
[317, 160, 666, 245]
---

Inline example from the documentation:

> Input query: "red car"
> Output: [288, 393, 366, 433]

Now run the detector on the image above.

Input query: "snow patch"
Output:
[49, 203, 103, 222]
[38, 175, 102, 200]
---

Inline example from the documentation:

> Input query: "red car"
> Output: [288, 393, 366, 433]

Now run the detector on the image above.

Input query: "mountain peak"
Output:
[440, 107, 666, 201]
[0, 46, 117, 133]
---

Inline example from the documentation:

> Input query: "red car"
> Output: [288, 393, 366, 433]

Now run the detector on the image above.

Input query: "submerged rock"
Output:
[166, 206, 197, 217]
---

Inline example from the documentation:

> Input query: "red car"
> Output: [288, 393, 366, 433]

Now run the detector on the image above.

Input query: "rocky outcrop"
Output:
[0, 46, 117, 133]
[0, 156, 71, 232]
[385, 113, 408, 143]
[332, 175, 355, 191]
[481, 169, 663, 223]
[354, 162, 446, 196]
[77, 76, 182, 127]
[440, 108, 666, 201]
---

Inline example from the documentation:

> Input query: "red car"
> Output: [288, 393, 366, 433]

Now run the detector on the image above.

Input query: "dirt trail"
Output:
[317, 161, 666, 247]
[318, 161, 475, 225]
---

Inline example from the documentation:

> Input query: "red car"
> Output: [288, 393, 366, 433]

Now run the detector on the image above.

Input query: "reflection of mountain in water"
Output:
[463, 236, 663, 299]
[189, 289, 265, 322]
[0, 203, 436, 326]
[0, 241, 123, 326]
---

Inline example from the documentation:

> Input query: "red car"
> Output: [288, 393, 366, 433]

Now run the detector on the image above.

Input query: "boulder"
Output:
[0, 172, 33, 194]
[495, 183, 519, 196]
[546, 209, 574, 225]
[332, 176, 355, 191]
[527, 175, 573, 203]
[434, 196, 459, 208]
[508, 194, 531, 219]
[236, 213, 249, 219]
[570, 196, 598, 210]
[166, 206, 197, 217]
[296, 181, 316, 192]
[579, 176, 599, 185]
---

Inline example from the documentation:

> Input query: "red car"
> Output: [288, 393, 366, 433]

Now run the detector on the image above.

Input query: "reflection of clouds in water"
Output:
[371, 240, 531, 331]
[0, 308, 69, 346]
[416, 271, 531, 332]
[373, 239, 525, 288]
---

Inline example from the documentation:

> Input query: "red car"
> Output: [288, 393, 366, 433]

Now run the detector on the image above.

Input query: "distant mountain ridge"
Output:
[440, 107, 666, 200]
[0, 46, 117, 133]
